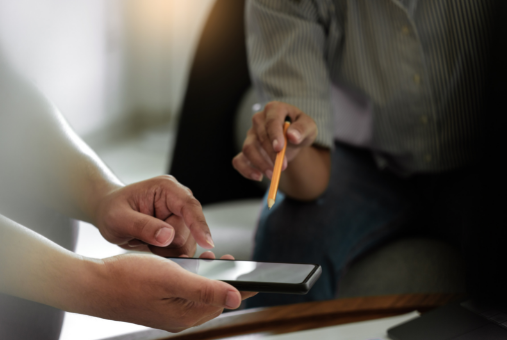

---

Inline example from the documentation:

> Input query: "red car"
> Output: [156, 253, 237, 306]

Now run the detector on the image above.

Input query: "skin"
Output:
[233, 101, 331, 201]
[0, 215, 256, 332]
[0, 64, 206, 257]
[0, 60, 256, 332]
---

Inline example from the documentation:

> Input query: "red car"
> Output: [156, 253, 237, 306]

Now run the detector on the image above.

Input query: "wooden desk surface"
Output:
[106, 294, 463, 340]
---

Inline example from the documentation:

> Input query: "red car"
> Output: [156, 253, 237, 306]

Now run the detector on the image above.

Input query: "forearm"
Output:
[279, 146, 331, 200]
[0, 69, 122, 223]
[29, 114, 123, 223]
[0, 214, 103, 313]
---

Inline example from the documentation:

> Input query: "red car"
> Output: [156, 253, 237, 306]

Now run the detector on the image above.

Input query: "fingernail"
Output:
[273, 139, 279, 149]
[252, 173, 263, 182]
[155, 227, 174, 245]
[225, 291, 239, 309]
[206, 234, 215, 248]
[266, 170, 273, 180]
[290, 130, 301, 142]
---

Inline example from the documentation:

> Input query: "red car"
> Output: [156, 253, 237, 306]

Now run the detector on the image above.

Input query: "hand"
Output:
[233, 101, 318, 181]
[182, 251, 258, 305]
[93, 175, 211, 257]
[79, 252, 256, 332]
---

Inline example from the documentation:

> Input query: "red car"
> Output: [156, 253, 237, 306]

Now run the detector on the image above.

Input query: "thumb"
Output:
[122, 209, 175, 247]
[286, 114, 317, 147]
[170, 265, 242, 309]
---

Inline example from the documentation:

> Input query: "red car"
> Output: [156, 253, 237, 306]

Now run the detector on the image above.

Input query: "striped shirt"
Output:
[246, 0, 494, 175]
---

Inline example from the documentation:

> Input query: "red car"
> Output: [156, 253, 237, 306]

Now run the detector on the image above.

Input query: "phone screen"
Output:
[169, 258, 317, 284]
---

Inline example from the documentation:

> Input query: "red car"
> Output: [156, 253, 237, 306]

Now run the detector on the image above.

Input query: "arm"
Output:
[279, 142, 331, 200]
[0, 61, 209, 255]
[0, 214, 254, 331]
[232, 0, 336, 200]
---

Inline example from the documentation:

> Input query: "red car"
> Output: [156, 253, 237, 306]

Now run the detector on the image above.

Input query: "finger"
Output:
[232, 152, 263, 181]
[118, 242, 150, 252]
[264, 103, 290, 152]
[168, 267, 242, 309]
[149, 215, 196, 257]
[160, 179, 214, 250]
[219, 254, 235, 260]
[253, 115, 278, 162]
[282, 156, 288, 171]
[199, 251, 216, 259]
[149, 232, 196, 257]
[164, 215, 190, 248]
[241, 134, 274, 175]
[119, 209, 175, 247]
[128, 239, 146, 247]
[286, 114, 318, 147]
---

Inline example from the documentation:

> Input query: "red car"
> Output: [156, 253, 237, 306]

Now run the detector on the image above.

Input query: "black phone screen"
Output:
[169, 258, 318, 284]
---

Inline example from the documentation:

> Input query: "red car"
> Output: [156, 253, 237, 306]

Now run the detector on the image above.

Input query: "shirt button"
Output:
[414, 74, 421, 84]
[425, 154, 432, 162]
[401, 26, 410, 35]
[421, 115, 428, 124]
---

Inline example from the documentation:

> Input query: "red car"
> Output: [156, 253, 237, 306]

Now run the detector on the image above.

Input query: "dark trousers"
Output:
[247, 142, 482, 308]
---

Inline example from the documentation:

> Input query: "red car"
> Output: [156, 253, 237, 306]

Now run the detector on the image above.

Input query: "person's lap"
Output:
[247, 143, 419, 308]
[246, 141, 482, 308]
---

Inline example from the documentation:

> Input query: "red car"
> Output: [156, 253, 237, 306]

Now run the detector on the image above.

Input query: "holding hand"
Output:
[233, 101, 318, 182]
[71, 252, 256, 332]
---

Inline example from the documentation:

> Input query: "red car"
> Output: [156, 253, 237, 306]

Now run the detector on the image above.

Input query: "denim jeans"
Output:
[246, 142, 480, 308]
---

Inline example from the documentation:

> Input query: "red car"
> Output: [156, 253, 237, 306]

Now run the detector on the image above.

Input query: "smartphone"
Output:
[167, 257, 322, 294]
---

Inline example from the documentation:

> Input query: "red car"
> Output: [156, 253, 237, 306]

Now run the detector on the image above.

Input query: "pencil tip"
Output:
[268, 199, 275, 209]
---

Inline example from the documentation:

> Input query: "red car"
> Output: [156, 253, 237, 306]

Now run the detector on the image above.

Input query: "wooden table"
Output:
[104, 294, 464, 340]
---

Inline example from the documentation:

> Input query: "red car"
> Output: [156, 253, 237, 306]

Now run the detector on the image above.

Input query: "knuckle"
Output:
[264, 101, 277, 111]
[251, 112, 262, 125]
[170, 235, 187, 248]
[199, 283, 216, 305]
[132, 217, 150, 235]
[158, 174, 176, 182]
[242, 143, 255, 157]
[182, 185, 193, 196]
[232, 155, 242, 169]
[186, 196, 202, 209]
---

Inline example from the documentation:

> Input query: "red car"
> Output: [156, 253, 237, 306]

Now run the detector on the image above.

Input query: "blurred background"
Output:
[0, 0, 215, 140]
[0, 1, 262, 339]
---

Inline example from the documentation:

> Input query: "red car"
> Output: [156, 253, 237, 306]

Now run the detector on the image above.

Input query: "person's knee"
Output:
[261, 198, 321, 237]
[254, 196, 327, 262]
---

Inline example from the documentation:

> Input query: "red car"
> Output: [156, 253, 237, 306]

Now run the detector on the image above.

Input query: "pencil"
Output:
[267, 117, 291, 209]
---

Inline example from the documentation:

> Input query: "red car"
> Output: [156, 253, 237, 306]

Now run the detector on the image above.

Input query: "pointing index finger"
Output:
[161, 178, 214, 249]
[180, 198, 214, 249]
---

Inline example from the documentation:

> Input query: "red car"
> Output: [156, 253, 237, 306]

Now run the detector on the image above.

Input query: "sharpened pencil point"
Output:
[268, 198, 275, 209]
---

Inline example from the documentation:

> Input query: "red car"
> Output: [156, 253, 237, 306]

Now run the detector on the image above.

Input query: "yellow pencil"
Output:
[267, 117, 291, 209]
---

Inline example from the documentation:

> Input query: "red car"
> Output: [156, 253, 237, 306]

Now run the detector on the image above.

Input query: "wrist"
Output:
[84, 179, 123, 226]
[57, 255, 108, 315]
[281, 145, 331, 200]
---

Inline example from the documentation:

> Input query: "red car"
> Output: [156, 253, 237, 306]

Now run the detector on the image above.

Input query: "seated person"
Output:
[0, 51, 255, 338]
[233, 0, 493, 308]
